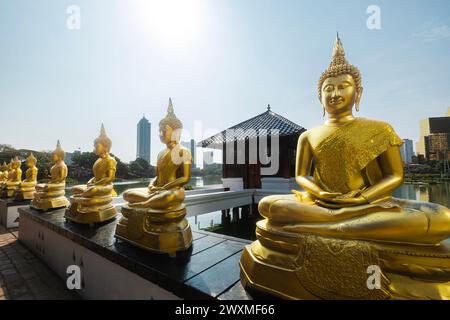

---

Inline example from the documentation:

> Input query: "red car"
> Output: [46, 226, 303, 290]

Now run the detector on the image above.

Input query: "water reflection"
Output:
[188, 205, 261, 241]
[394, 182, 450, 207]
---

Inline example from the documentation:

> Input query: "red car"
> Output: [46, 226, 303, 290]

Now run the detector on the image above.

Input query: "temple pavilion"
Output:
[199, 105, 306, 190]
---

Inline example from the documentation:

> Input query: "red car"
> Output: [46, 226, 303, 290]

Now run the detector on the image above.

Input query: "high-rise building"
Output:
[400, 139, 414, 164]
[137, 116, 151, 164]
[181, 139, 196, 168]
[416, 109, 450, 161]
[203, 150, 215, 169]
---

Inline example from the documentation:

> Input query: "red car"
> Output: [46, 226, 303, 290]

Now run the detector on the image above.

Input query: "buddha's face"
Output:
[321, 74, 361, 115]
[94, 142, 107, 156]
[26, 159, 35, 168]
[159, 125, 180, 145]
[52, 153, 61, 162]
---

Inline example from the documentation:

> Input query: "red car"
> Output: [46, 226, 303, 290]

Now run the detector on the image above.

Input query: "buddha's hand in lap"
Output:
[149, 186, 164, 193]
[316, 195, 367, 208]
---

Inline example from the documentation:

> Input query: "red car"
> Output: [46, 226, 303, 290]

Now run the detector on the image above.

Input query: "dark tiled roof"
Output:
[199, 109, 306, 148]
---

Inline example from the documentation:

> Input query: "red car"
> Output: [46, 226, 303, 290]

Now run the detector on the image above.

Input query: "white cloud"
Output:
[413, 24, 450, 42]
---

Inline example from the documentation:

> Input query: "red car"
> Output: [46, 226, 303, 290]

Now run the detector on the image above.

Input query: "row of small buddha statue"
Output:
[1, 100, 193, 255]
[0, 154, 38, 200]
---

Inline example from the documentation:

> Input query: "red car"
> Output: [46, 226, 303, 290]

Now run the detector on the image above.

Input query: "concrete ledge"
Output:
[18, 207, 251, 300]
[0, 198, 30, 228]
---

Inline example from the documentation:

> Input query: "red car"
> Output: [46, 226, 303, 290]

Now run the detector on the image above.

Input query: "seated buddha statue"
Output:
[31, 140, 70, 211]
[14, 153, 38, 200]
[1, 157, 22, 198]
[0, 162, 10, 192]
[65, 124, 117, 225]
[0, 162, 7, 184]
[116, 98, 193, 255]
[240, 35, 450, 300]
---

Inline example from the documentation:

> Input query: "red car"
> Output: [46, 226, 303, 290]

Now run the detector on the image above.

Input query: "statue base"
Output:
[65, 202, 117, 225]
[14, 190, 36, 201]
[0, 188, 17, 199]
[115, 204, 193, 256]
[240, 220, 450, 300]
[31, 196, 69, 212]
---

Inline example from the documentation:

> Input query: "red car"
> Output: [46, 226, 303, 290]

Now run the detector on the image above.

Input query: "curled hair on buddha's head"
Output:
[159, 98, 183, 130]
[94, 124, 112, 152]
[318, 33, 363, 102]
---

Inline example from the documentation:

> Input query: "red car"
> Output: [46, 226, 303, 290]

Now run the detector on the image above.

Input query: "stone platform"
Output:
[0, 199, 30, 229]
[18, 207, 254, 300]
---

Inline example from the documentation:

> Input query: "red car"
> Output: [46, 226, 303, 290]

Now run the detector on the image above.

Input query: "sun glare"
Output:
[134, 0, 205, 50]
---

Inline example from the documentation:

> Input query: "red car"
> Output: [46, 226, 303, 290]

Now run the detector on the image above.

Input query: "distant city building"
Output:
[65, 150, 81, 166]
[137, 116, 151, 164]
[416, 109, 450, 161]
[181, 139, 196, 168]
[203, 150, 215, 170]
[400, 139, 414, 164]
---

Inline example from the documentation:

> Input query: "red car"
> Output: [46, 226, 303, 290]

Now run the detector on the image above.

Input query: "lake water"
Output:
[393, 182, 450, 207]
[188, 181, 450, 241]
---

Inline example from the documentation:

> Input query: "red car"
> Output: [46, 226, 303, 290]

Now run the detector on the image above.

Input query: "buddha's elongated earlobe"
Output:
[355, 87, 363, 112]
[323, 107, 326, 117]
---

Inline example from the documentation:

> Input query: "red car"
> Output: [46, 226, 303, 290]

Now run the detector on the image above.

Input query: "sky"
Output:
[1, 0, 450, 164]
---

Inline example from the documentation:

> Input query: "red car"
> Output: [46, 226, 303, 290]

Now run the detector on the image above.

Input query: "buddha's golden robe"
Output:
[263, 118, 450, 245]
[294, 118, 403, 207]
[315, 118, 402, 194]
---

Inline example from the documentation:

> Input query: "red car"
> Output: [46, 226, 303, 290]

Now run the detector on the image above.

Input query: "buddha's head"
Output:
[318, 34, 363, 116]
[94, 124, 112, 156]
[52, 140, 65, 162]
[12, 157, 21, 169]
[26, 153, 37, 168]
[1, 162, 7, 172]
[159, 98, 183, 146]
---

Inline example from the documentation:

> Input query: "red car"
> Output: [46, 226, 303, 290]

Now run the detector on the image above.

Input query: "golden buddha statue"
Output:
[65, 124, 118, 225]
[14, 153, 38, 200]
[240, 35, 450, 300]
[115, 98, 193, 255]
[31, 140, 70, 211]
[0, 157, 22, 198]
[0, 162, 8, 183]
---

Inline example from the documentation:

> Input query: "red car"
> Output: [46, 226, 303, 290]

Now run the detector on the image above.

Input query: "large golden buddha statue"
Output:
[14, 153, 38, 200]
[65, 124, 117, 225]
[0, 157, 22, 198]
[240, 35, 450, 300]
[31, 140, 70, 211]
[115, 98, 193, 255]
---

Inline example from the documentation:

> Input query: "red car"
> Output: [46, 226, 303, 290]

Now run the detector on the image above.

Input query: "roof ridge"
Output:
[199, 109, 306, 147]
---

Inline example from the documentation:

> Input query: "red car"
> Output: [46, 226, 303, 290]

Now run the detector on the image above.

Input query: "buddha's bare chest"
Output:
[307, 126, 339, 151]
[157, 152, 181, 178]
[93, 159, 109, 177]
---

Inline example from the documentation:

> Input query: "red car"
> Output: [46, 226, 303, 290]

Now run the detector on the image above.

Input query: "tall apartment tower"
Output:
[400, 139, 414, 164]
[137, 116, 151, 164]
[181, 139, 196, 168]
